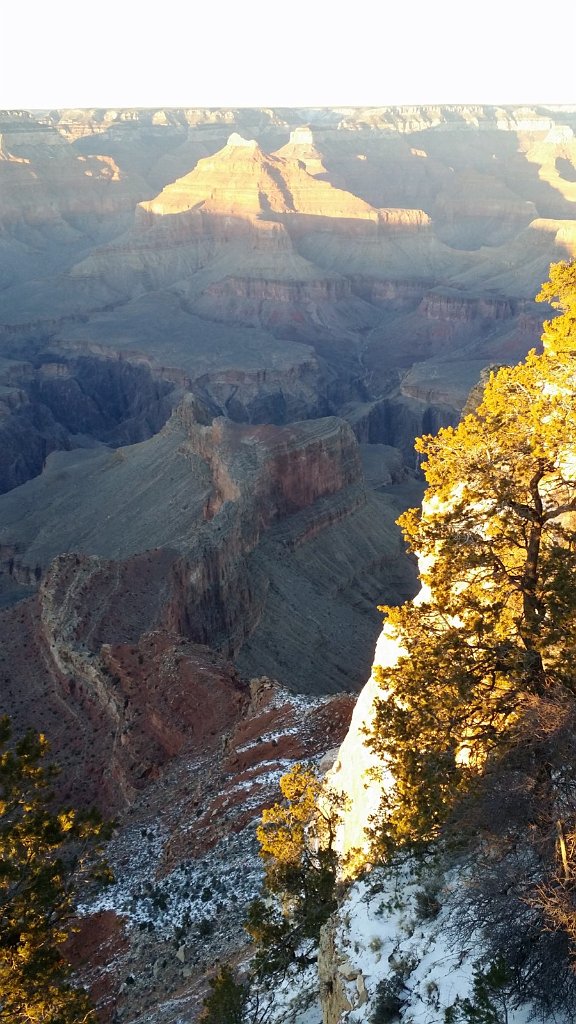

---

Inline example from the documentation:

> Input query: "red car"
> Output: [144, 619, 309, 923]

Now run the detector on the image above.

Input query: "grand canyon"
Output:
[1, 104, 576, 1023]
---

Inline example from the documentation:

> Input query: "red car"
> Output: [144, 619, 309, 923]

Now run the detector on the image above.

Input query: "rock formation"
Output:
[0, 404, 417, 704]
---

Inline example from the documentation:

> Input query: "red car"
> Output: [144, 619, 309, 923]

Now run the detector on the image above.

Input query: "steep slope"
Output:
[319, 340, 576, 1024]
[70, 680, 355, 1024]
[0, 407, 417, 695]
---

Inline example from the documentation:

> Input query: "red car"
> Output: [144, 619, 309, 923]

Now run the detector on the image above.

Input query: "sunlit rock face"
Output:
[326, 621, 405, 872]
[274, 125, 328, 176]
[137, 131, 383, 225]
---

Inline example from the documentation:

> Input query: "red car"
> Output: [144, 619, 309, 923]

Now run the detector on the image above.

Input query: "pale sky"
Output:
[3, 0, 576, 110]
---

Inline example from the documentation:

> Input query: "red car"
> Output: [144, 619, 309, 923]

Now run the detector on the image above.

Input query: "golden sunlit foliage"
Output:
[257, 762, 323, 867]
[537, 258, 576, 354]
[369, 262, 576, 854]
[0, 717, 112, 1024]
[246, 763, 343, 979]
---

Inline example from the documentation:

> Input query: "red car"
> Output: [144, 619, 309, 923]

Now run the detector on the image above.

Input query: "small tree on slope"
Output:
[0, 717, 112, 1023]
[246, 763, 343, 980]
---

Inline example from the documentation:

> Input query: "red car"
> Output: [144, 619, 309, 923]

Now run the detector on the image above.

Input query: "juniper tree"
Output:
[537, 258, 576, 353]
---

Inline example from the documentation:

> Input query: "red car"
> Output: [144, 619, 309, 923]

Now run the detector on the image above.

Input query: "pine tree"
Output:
[368, 262, 576, 854]
[363, 261, 576, 1013]
[246, 763, 342, 979]
[0, 717, 112, 1023]
[445, 958, 514, 1024]
[200, 965, 249, 1024]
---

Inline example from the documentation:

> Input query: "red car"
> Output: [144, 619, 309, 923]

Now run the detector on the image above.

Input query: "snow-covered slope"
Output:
[319, 857, 570, 1024]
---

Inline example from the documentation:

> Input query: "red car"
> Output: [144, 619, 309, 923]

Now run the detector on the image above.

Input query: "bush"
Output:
[414, 888, 441, 921]
[371, 975, 406, 1024]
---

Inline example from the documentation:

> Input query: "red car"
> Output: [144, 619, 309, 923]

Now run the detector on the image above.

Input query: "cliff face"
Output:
[0, 548, 237, 810]
[0, 518, 359, 818]
[157, 412, 370, 659]
[418, 289, 517, 324]
[0, 404, 415, 702]
[193, 275, 380, 341]
[181, 412, 363, 522]
[0, 349, 175, 492]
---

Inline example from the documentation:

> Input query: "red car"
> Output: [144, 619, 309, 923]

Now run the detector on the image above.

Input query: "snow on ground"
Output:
[327, 857, 571, 1024]
[80, 822, 264, 939]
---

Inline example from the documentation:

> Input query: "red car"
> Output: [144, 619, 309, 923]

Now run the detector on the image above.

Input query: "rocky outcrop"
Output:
[180, 413, 363, 524]
[353, 276, 434, 310]
[160, 413, 369, 657]
[137, 133, 383, 226]
[274, 125, 328, 177]
[193, 274, 380, 342]
[192, 359, 331, 424]
[0, 545, 244, 810]
[318, 916, 354, 1024]
[418, 289, 518, 324]
[345, 395, 458, 467]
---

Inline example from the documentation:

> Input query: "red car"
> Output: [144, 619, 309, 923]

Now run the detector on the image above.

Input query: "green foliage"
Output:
[201, 964, 249, 1024]
[445, 959, 514, 1024]
[368, 338, 576, 854]
[414, 887, 441, 922]
[246, 763, 343, 980]
[370, 974, 406, 1024]
[0, 716, 112, 1023]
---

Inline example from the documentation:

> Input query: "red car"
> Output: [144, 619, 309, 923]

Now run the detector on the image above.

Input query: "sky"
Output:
[3, 0, 576, 110]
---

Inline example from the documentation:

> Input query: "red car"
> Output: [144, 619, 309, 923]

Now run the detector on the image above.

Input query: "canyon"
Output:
[1, 104, 576, 1022]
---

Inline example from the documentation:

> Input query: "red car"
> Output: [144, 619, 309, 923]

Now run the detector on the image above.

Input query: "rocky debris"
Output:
[70, 679, 355, 1024]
